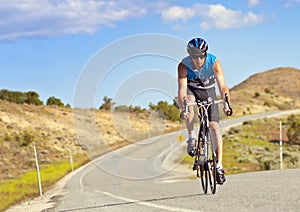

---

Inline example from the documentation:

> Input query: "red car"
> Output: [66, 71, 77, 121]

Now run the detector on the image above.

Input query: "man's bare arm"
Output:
[178, 62, 188, 109]
[214, 59, 229, 100]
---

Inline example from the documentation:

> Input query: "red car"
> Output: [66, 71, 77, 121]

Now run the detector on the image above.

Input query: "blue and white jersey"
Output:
[182, 53, 216, 90]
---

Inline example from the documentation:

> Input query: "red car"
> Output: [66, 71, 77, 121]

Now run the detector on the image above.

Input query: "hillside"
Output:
[1, 67, 300, 180]
[0, 101, 79, 180]
[230, 67, 300, 116]
[0, 101, 180, 181]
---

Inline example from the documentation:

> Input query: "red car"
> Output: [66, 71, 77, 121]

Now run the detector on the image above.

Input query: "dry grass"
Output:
[0, 101, 182, 180]
[230, 67, 300, 116]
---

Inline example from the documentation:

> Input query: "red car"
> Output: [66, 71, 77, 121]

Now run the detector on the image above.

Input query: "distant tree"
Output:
[150, 100, 180, 121]
[0, 89, 43, 105]
[25, 91, 43, 105]
[0, 89, 23, 103]
[114, 105, 146, 113]
[114, 105, 129, 112]
[46, 96, 64, 107]
[65, 103, 71, 108]
[167, 105, 181, 121]
[132, 106, 146, 113]
[99, 96, 115, 111]
[149, 102, 157, 110]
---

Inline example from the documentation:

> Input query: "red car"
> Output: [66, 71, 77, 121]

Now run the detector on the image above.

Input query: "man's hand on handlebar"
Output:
[180, 96, 190, 120]
[223, 93, 233, 116]
[180, 109, 190, 120]
[223, 102, 232, 116]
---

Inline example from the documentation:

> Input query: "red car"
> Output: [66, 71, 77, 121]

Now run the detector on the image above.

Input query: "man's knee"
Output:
[210, 121, 219, 131]
[187, 95, 195, 117]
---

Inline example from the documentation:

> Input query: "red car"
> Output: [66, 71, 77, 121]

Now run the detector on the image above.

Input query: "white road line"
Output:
[95, 190, 200, 212]
[79, 152, 116, 191]
[79, 166, 95, 192]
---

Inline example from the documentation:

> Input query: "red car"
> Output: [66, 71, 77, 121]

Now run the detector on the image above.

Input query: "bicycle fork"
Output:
[193, 129, 207, 173]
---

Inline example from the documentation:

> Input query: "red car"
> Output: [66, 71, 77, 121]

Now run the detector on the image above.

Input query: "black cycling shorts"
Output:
[187, 87, 219, 123]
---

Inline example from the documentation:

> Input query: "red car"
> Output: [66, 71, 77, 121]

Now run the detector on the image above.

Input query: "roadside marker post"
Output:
[33, 142, 43, 198]
[69, 149, 74, 172]
[279, 121, 283, 170]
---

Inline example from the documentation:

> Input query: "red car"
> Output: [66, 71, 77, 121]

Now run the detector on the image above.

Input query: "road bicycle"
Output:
[183, 93, 232, 194]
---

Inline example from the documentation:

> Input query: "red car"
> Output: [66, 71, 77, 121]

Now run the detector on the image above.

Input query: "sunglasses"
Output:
[191, 54, 206, 59]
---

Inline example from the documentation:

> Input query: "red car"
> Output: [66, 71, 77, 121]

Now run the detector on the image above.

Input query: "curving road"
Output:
[7, 110, 300, 212]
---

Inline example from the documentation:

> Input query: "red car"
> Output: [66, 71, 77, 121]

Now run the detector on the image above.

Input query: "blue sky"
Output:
[0, 0, 300, 108]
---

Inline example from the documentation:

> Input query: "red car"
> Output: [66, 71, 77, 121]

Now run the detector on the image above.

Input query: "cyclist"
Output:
[178, 37, 232, 184]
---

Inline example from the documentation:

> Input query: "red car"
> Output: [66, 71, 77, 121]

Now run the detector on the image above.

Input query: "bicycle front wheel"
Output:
[207, 133, 217, 194]
[200, 164, 208, 194]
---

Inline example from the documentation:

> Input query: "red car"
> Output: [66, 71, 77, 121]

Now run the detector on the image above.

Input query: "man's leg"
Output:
[210, 121, 226, 184]
[186, 95, 195, 134]
[186, 95, 196, 156]
[210, 121, 222, 165]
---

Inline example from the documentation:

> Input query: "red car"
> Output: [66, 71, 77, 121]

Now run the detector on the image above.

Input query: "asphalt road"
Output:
[7, 110, 300, 212]
[52, 167, 300, 212]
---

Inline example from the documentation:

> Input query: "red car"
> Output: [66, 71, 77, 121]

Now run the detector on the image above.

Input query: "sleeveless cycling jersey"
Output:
[182, 53, 216, 90]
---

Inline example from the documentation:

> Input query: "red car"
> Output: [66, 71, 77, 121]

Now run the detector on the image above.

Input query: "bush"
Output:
[99, 96, 115, 111]
[287, 114, 300, 144]
[264, 88, 271, 94]
[152, 101, 180, 122]
[0, 89, 43, 105]
[46, 96, 64, 107]
[25, 91, 43, 105]
[19, 131, 35, 147]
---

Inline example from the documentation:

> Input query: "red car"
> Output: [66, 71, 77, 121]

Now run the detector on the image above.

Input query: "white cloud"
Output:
[161, 3, 264, 30]
[199, 4, 264, 30]
[0, 1, 266, 41]
[161, 6, 195, 22]
[248, 0, 259, 7]
[0, 0, 147, 41]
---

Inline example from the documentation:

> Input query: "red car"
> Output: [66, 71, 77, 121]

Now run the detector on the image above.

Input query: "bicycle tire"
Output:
[195, 126, 207, 194]
[199, 164, 208, 194]
[195, 146, 207, 194]
[207, 132, 217, 194]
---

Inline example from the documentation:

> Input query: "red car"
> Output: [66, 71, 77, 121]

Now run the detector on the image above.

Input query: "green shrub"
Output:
[287, 114, 300, 144]
[0, 89, 43, 105]
[19, 131, 35, 147]
[264, 88, 271, 94]
[46, 96, 64, 107]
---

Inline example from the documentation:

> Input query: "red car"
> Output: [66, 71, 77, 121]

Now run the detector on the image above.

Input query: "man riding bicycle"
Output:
[178, 37, 232, 184]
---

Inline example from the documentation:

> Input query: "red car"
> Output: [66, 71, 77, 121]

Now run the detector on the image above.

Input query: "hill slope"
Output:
[0, 101, 179, 180]
[230, 67, 300, 116]
[1, 67, 299, 180]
